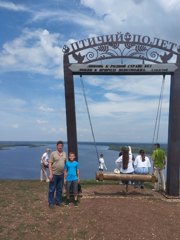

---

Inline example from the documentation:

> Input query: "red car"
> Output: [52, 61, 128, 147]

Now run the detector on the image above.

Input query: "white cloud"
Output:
[50, 83, 64, 91]
[50, 127, 56, 133]
[104, 93, 122, 102]
[75, 73, 170, 141]
[11, 123, 19, 129]
[59, 127, 66, 134]
[36, 119, 48, 124]
[0, 28, 63, 78]
[158, 0, 180, 11]
[79, 0, 180, 43]
[38, 105, 54, 112]
[31, 8, 99, 29]
[85, 75, 170, 97]
[0, 96, 27, 112]
[0, 0, 177, 143]
[0, 1, 29, 11]
[88, 99, 158, 117]
[40, 126, 66, 135]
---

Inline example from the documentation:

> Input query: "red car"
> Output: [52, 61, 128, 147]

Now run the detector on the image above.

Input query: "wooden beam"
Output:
[64, 62, 78, 158]
[167, 54, 180, 196]
[96, 172, 157, 183]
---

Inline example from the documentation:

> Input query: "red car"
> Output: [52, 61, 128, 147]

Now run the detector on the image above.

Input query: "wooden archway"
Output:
[63, 32, 180, 196]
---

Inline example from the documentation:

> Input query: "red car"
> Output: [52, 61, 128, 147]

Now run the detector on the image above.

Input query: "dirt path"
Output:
[0, 181, 180, 240]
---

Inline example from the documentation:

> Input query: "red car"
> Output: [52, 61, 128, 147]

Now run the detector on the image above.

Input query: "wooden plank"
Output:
[96, 171, 157, 183]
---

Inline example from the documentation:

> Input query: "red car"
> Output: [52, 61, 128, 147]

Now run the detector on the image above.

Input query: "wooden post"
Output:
[166, 55, 180, 196]
[64, 61, 78, 159]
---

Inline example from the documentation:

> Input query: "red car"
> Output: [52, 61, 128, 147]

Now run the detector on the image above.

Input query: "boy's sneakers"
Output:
[49, 204, 54, 209]
[65, 199, 79, 207]
[65, 199, 70, 206]
[74, 200, 78, 207]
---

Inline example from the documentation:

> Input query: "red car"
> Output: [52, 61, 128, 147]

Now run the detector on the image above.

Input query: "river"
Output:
[0, 141, 167, 180]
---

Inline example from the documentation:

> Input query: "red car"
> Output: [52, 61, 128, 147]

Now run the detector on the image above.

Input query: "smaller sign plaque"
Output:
[69, 63, 177, 75]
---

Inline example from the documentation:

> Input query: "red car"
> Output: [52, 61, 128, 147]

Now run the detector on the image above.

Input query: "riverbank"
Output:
[0, 180, 180, 240]
[0, 141, 167, 153]
[108, 142, 167, 154]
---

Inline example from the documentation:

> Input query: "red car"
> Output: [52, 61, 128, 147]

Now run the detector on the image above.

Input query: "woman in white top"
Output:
[99, 154, 107, 171]
[115, 146, 134, 173]
[134, 149, 151, 189]
[115, 146, 134, 192]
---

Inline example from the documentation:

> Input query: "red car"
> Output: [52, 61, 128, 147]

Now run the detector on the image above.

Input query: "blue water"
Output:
[0, 141, 167, 180]
[0, 142, 119, 180]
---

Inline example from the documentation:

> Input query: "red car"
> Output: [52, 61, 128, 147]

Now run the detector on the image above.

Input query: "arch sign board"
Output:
[63, 32, 180, 196]
[69, 63, 177, 75]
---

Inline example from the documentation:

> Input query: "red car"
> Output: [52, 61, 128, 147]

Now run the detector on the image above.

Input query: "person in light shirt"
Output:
[134, 149, 151, 189]
[98, 154, 107, 171]
[40, 148, 51, 182]
[115, 146, 134, 192]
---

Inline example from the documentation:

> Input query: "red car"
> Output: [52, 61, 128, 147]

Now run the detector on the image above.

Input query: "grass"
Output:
[0, 179, 109, 239]
[0, 179, 180, 240]
[0, 179, 177, 240]
[0, 180, 58, 239]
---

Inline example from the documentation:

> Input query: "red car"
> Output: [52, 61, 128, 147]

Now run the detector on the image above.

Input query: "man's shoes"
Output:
[74, 200, 78, 207]
[56, 203, 63, 207]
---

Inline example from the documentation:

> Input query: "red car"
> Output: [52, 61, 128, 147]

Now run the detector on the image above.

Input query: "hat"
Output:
[46, 148, 51, 152]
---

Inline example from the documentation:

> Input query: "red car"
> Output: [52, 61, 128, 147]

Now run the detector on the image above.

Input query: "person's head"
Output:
[56, 140, 64, 152]
[139, 149, 145, 161]
[69, 152, 76, 162]
[154, 143, 160, 149]
[46, 148, 51, 153]
[139, 149, 145, 155]
[100, 154, 103, 158]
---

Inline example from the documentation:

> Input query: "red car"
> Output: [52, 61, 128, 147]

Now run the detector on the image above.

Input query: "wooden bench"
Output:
[96, 171, 157, 183]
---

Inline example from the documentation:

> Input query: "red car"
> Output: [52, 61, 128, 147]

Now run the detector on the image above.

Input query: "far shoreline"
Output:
[0, 141, 167, 154]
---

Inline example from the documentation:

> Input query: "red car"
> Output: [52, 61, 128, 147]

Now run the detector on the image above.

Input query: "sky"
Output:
[0, 0, 180, 143]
